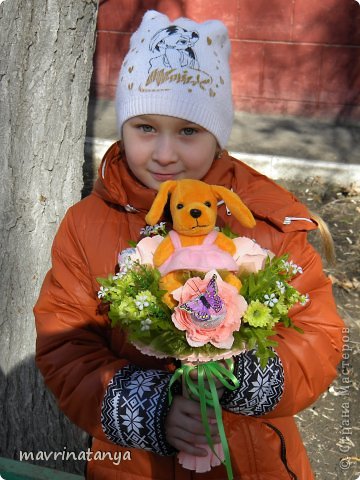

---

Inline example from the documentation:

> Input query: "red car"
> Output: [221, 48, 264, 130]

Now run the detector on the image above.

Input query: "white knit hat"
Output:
[116, 10, 234, 149]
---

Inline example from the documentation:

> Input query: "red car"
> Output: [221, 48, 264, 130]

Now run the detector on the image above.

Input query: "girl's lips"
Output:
[151, 172, 180, 181]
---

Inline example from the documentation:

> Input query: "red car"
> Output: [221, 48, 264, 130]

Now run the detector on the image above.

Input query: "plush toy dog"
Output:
[145, 179, 256, 307]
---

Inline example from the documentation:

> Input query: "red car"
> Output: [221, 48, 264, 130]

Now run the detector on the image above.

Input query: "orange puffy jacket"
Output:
[34, 142, 343, 479]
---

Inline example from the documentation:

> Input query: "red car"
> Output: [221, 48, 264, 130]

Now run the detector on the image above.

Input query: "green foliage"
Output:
[237, 326, 277, 368]
[237, 254, 306, 364]
[220, 225, 238, 239]
[97, 251, 306, 366]
[241, 255, 287, 298]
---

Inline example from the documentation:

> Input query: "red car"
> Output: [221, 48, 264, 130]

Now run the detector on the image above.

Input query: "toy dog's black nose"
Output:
[190, 209, 202, 219]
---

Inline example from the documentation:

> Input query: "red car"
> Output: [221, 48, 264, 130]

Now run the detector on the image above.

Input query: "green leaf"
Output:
[220, 225, 238, 239]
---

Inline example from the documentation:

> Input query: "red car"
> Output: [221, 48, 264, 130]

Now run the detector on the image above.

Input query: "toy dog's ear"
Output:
[145, 180, 177, 225]
[211, 185, 256, 228]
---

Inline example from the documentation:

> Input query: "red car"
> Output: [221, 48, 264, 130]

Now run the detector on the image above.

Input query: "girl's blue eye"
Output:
[182, 127, 196, 136]
[139, 124, 154, 133]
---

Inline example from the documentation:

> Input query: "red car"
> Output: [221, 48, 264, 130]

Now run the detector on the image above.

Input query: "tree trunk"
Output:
[0, 0, 98, 474]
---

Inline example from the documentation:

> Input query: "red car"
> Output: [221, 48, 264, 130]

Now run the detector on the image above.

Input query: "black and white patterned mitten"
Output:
[101, 365, 178, 455]
[221, 350, 284, 415]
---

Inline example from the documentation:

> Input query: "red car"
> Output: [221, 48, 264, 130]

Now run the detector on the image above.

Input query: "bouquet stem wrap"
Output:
[169, 359, 239, 479]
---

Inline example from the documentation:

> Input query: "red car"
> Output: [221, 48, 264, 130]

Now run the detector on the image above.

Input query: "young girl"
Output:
[34, 10, 344, 480]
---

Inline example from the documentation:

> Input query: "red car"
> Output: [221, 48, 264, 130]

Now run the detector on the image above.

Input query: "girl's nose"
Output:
[152, 135, 178, 164]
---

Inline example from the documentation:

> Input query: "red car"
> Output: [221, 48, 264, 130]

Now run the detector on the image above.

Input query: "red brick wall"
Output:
[93, 0, 360, 119]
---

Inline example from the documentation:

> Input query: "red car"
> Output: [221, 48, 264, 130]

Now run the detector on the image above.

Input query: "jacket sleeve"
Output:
[34, 208, 174, 452]
[263, 229, 344, 418]
[222, 229, 343, 418]
[223, 159, 343, 418]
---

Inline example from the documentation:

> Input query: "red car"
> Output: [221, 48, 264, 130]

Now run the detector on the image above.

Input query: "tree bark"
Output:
[0, 0, 98, 473]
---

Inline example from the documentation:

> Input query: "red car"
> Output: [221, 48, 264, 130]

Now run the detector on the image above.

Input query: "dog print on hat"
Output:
[149, 25, 200, 71]
[142, 22, 213, 93]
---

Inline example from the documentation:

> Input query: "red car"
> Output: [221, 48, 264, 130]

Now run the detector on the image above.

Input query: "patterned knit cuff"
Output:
[220, 350, 284, 416]
[101, 365, 177, 455]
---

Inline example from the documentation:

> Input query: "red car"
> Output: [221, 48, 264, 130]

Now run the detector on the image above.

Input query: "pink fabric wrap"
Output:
[158, 230, 239, 275]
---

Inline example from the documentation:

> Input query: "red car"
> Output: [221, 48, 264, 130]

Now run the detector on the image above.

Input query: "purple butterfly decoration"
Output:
[179, 274, 224, 322]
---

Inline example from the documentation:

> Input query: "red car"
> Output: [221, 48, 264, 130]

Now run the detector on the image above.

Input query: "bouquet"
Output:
[97, 226, 308, 479]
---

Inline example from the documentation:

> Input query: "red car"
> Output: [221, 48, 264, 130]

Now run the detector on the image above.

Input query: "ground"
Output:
[278, 178, 360, 480]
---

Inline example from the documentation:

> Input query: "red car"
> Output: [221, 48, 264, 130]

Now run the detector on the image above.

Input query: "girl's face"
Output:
[122, 115, 219, 190]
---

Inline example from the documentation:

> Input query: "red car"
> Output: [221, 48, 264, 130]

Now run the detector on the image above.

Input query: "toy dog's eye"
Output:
[177, 203, 184, 210]
[204, 201, 211, 207]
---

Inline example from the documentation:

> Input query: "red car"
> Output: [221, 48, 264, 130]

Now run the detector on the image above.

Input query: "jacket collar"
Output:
[92, 141, 316, 233]
[92, 141, 157, 213]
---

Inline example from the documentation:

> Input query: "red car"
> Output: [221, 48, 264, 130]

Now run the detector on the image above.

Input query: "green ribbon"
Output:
[169, 359, 240, 480]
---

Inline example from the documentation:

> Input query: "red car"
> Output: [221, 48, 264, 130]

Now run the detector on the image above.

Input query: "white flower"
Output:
[281, 260, 289, 271]
[300, 293, 310, 306]
[124, 257, 134, 268]
[152, 222, 167, 235]
[264, 293, 278, 307]
[140, 225, 154, 236]
[140, 222, 167, 237]
[281, 260, 303, 275]
[113, 271, 126, 280]
[97, 286, 109, 299]
[291, 262, 303, 275]
[276, 281, 286, 294]
[140, 318, 152, 331]
[118, 248, 136, 269]
[135, 294, 150, 311]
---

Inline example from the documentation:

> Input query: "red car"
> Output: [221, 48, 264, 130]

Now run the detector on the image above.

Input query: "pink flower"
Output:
[232, 237, 273, 273]
[171, 270, 247, 349]
[136, 235, 163, 265]
[118, 235, 163, 267]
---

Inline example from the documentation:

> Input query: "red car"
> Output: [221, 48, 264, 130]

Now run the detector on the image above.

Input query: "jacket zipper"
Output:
[263, 422, 298, 480]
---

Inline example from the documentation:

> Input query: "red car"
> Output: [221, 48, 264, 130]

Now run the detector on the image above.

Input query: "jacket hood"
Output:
[92, 141, 317, 233]
[92, 141, 157, 213]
